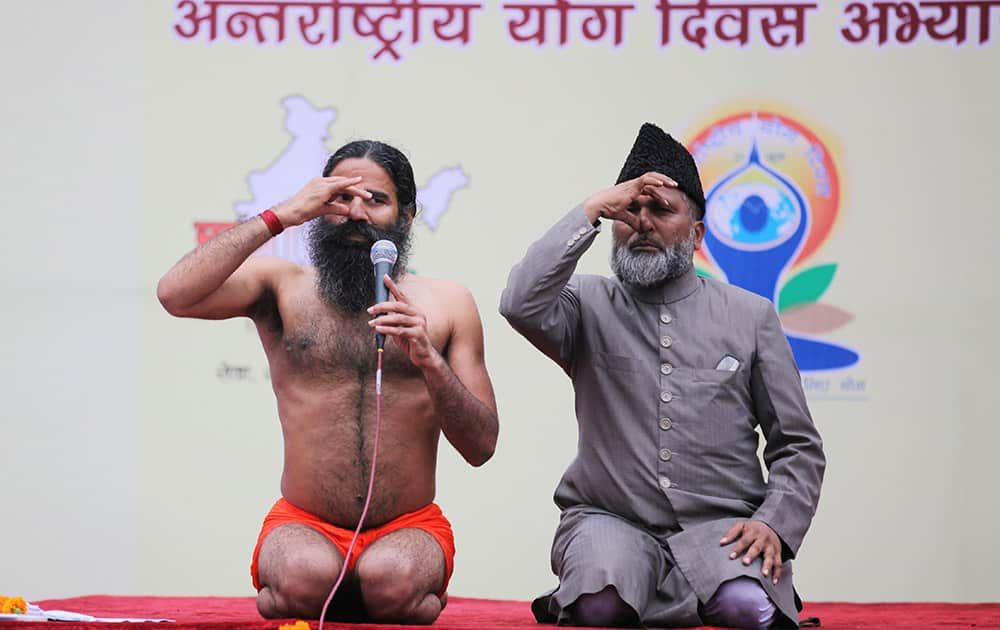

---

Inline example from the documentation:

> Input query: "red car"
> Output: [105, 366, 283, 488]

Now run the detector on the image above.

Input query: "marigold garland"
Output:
[277, 621, 310, 630]
[0, 596, 28, 615]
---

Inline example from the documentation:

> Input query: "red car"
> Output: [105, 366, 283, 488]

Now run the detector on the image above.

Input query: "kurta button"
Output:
[660, 363, 673, 375]
[659, 476, 672, 489]
[660, 391, 673, 403]
[566, 239, 575, 246]
[660, 313, 672, 324]
[659, 417, 673, 431]
[659, 448, 672, 461]
[660, 336, 672, 348]
[578, 227, 588, 235]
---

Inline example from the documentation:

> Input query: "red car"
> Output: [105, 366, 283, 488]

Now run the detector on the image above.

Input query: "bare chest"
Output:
[260, 286, 448, 379]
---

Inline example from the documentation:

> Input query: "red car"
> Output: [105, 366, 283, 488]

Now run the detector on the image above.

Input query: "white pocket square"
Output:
[715, 355, 740, 371]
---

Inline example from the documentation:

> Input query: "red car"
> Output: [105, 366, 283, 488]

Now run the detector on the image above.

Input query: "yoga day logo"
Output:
[687, 108, 859, 372]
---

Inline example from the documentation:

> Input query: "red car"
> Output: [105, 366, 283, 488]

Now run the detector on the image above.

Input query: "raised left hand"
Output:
[720, 520, 784, 584]
[367, 275, 440, 371]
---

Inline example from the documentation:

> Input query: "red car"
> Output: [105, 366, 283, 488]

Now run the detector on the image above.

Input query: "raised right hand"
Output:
[271, 176, 372, 227]
[581, 172, 678, 230]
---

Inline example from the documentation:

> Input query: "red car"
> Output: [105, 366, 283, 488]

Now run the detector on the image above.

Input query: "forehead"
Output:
[640, 185, 688, 209]
[329, 157, 394, 194]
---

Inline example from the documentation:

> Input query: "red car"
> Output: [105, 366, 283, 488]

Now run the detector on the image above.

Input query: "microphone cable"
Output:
[318, 347, 384, 630]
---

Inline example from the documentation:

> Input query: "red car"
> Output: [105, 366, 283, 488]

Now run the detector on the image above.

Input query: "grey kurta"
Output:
[500, 206, 825, 628]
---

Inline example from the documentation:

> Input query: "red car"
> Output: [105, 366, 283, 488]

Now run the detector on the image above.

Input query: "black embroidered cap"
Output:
[615, 122, 706, 217]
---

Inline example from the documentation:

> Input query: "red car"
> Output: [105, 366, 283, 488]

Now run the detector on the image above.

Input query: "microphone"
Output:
[370, 239, 398, 350]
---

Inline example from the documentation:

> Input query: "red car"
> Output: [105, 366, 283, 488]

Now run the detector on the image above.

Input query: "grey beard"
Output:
[611, 229, 696, 288]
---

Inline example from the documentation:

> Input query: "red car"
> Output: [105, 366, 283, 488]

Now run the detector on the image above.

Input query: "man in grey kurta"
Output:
[500, 124, 824, 629]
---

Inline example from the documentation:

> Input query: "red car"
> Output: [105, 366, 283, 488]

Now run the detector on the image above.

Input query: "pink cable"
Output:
[318, 349, 383, 630]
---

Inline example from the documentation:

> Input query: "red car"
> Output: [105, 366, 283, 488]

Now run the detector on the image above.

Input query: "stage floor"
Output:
[3, 595, 994, 629]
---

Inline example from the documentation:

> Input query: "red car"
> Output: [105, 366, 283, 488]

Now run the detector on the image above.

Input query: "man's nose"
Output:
[636, 207, 653, 233]
[347, 196, 369, 222]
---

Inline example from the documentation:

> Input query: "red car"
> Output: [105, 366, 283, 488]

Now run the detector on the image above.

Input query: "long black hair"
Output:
[322, 140, 417, 218]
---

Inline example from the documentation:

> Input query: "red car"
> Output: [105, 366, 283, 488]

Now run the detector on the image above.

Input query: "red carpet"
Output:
[1, 596, 993, 629]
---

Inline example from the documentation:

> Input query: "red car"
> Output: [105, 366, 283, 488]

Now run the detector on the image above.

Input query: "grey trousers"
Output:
[531, 506, 800, 628]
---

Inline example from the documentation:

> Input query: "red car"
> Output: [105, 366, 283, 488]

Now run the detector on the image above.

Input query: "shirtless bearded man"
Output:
[157, 140, 499, 624]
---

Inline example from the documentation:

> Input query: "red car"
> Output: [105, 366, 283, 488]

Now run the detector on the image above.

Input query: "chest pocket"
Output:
[690, 367, 740, 385]
[677, 368, 750, 421]
[681, 367, 753, 446]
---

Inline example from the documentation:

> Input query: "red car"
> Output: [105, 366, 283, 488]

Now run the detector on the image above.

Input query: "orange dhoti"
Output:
[251, 498, 455, 595]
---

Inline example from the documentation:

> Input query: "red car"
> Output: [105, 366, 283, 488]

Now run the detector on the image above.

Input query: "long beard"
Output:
[610, 227, 696, 288]
[307, 217, 412, 313]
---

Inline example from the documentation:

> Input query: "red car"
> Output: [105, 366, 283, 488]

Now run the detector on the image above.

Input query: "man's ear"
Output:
[693, 220, 706, 250]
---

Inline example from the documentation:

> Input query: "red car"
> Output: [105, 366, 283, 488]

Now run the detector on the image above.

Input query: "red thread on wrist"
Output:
[260, 209, 284, 236]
